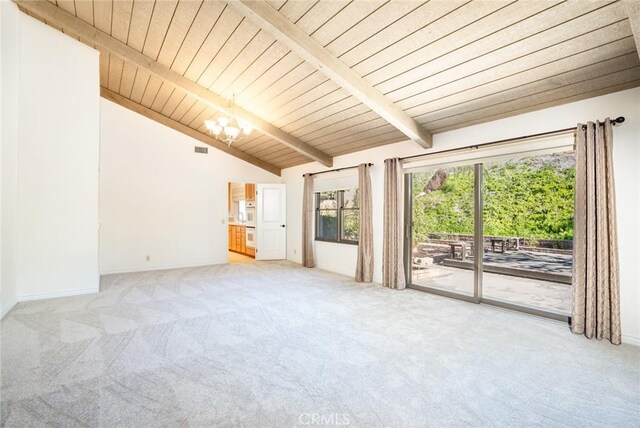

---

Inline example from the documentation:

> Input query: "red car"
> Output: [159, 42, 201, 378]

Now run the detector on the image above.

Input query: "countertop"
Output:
[228, 222, 247, 227]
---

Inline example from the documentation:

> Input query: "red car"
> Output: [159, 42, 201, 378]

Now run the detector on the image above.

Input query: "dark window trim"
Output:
[315, 190, 359, 245]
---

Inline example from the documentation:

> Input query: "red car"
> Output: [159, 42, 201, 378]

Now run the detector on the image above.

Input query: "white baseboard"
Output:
[100, 259, 227, 275]
[286, 255, 303, 265]
[1, 299, 18, 319]
[18, 287, 99, 302]
[315, 263, 354, 278]
[623, 334, 640, 347]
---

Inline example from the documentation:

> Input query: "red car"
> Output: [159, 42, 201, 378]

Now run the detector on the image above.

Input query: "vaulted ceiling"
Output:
[15, 0, 640, 175]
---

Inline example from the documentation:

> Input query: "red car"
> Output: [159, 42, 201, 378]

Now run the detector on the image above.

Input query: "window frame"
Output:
[315, 190, 359, 245]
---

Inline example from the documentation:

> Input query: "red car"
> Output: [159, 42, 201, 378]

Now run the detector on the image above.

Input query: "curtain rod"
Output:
[399, 116, 625, 163]
[304, 163, 373, 177]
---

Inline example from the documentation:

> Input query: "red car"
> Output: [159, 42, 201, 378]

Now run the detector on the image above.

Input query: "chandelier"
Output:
[204, 95, 253, 146]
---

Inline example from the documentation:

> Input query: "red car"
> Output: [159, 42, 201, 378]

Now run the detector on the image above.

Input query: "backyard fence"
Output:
[420, 233, 572, 254]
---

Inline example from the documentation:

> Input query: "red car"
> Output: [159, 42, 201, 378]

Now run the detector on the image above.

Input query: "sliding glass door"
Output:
[408, 162, 479, 300]
[405, 149, 574, 320]
[480, 151, 574, 316]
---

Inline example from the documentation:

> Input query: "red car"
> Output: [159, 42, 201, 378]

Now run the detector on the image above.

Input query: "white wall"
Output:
[99, 99, 279, 274]
[1, 1, 21, 316]
[282, 88, 640, 345]
[1, 0, 4, 317]
[1, 6, 100, 311]
[16, 15, 100, 300]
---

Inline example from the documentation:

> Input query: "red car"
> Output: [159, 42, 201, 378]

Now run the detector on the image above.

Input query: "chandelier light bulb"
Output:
[226, 126, 240, 139]
[204, 95, 253, 146]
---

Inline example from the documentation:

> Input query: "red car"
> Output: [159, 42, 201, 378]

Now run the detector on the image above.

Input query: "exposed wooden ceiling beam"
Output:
[13, 0, 333, 167]
[230, 0, 433, 149]
[101, 88, 281, 176]
[623, 0, 640, 60]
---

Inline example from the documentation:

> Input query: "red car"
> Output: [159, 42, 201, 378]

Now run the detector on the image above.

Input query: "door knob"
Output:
[280, 224, 286, 228]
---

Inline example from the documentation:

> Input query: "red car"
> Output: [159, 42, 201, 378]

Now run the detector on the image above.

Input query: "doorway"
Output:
[405, 148, 575, 321]
[227, 182, 287, 263]
[228, 182, 256, 263]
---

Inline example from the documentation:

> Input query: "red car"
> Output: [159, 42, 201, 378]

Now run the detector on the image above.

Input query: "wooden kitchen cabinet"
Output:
[245, 183, 255, 202]
[236, 226, 244, 254]
[229, 224, 252, 257]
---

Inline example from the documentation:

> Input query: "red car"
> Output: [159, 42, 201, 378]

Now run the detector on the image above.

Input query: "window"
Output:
[315, 189, 359, 244]
[238, 200, 246, 221]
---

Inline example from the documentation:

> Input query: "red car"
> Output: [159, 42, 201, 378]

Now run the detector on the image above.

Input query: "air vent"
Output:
[195, 147, 208, 154]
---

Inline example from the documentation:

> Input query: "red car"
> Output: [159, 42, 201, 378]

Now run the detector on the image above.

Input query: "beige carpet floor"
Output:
[1, 261, 638, 427]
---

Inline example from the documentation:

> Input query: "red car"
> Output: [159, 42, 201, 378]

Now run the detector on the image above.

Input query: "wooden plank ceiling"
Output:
[17, 0, 640, 174]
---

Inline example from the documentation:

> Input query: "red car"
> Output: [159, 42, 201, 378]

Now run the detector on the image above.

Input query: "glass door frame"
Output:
[403, 165, 570, 323]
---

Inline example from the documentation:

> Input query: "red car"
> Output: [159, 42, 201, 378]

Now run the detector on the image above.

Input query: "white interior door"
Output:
[256, 183, 286, 260]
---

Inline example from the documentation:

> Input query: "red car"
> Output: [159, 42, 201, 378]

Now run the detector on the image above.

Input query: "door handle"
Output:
[280, 224, 286, 228]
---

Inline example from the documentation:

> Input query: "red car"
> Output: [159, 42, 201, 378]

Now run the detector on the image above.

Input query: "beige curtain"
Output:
[355, 164, 373, 282]
[383, 158, 405, 290]
[571, 119, 621, 345]
[302, 173, 315, 268]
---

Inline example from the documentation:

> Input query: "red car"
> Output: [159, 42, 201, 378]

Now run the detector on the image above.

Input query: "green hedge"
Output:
[412, 157, 575, 245]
